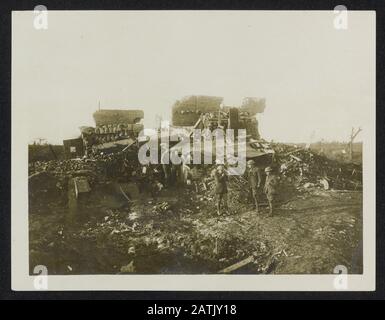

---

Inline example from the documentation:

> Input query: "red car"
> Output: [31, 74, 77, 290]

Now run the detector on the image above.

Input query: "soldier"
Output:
[118, 123, 124, 136]
[122, 156, 131, 180]
[264, 166, 279, 216]
[56, 176, 69, 206]
[211, 163, 229, 215]
[170, 149, 182, 186]
[245, 159, 261, 213]
[160, 143, 171, 187]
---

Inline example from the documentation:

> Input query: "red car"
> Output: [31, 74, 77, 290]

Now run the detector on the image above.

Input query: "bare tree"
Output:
[348, 127, 362, 161]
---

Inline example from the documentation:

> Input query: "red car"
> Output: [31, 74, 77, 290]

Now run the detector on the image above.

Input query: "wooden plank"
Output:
[218, 255, 255, 274]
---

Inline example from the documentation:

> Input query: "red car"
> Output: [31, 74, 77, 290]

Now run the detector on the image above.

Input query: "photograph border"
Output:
[1, 0, 384, 300]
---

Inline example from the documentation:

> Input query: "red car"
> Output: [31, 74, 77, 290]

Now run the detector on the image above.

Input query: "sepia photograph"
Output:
[11, 9, 375, 291]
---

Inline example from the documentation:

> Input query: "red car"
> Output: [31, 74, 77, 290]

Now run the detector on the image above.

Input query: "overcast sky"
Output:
[12, 10, 375, 144]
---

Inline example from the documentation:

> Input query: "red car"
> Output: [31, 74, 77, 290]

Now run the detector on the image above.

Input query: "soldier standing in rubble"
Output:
[160, 143, 171, 187]
[212, 162, 229, 215]
[170, 149, 182, 186]
[122, 156, 131, 180]
[245, 159, 261, 213]
[264, 166, 279, 216]
[56, 176, 69, 206]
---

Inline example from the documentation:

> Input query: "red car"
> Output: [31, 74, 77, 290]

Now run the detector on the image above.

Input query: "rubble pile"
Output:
[190, 217, 275, 272]
[69, 204, 274, 273]
[28, 138, 363, 274]
[152, 202, 173, 215]
[64, 204, 221, 273]
[271, 143, 362, 191]
[29, 150, 143, 181]
[28, 150, 149, 213]
[29, 159, 100, 178]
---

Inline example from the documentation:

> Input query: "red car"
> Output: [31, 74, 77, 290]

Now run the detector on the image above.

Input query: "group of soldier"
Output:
[158, 144, 279, 216]
[211, 159, 278, 217]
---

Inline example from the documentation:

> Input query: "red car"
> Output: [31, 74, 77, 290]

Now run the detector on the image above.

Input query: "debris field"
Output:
[28, 142, 363, 275]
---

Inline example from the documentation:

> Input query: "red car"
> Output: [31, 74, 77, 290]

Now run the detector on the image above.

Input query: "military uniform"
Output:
[245, 166, 261, 212]
[212, 167, 228, 215]
[213, 171, 228, 194]
[264, 171, 279, 216]
[161, 148, 171, 186]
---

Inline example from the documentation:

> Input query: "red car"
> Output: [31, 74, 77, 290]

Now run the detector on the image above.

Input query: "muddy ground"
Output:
[29, 179, 362, 275]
